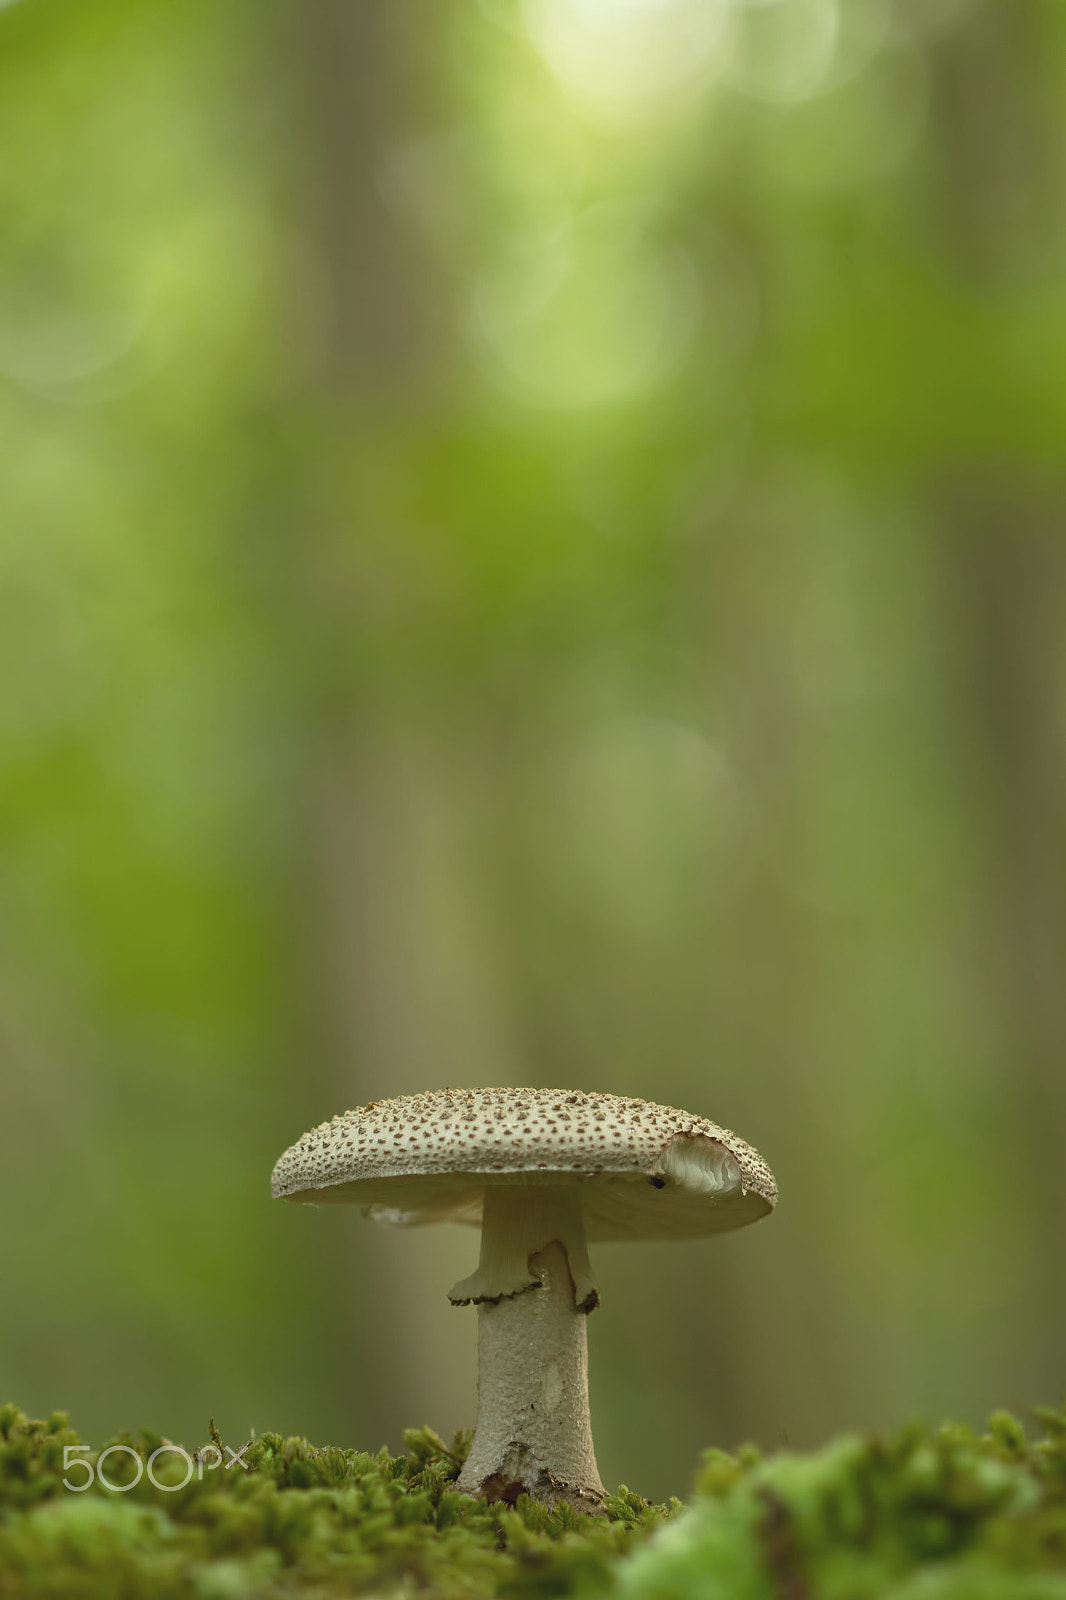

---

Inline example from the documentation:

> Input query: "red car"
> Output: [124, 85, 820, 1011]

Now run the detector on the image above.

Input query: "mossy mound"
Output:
[619, 1409, 1066, 1600]
[0, 1405, 672, 1598]
[2, 1403, 1066, 1598]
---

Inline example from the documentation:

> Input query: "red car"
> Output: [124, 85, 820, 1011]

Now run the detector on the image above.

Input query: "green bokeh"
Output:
[1, 0, 1064, 1506]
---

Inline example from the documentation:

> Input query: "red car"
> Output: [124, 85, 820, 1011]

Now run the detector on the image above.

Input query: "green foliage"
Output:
[3, 1405, 1066, 1597]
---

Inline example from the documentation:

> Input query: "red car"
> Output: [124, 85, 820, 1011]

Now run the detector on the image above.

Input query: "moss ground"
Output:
[2, 1402, 1065, 1597]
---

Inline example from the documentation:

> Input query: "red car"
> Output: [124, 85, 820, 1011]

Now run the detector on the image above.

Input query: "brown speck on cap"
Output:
[271, 1088, 776, 1241]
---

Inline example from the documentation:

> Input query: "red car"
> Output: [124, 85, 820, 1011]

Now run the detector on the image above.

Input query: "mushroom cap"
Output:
[271, 1088, 776, 1241]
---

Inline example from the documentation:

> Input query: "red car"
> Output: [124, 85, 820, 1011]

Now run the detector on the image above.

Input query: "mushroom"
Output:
[271, 1087, 776, 1513]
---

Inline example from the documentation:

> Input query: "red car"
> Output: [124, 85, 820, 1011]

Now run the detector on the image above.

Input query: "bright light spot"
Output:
[471, 198, 702, 408]
[524, 0, 898, 115]
[712, 0, 895, 107]
[523, 0, 729, 107]
[0, 306, 151, 389]
[718, 0, 839, 104]
[0, 295, 170, 406]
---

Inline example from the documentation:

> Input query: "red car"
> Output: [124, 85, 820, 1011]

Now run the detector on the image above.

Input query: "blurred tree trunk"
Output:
[930, 0, 1066, 1378]
[302, 0, 429, 387]
[287, 0, 480, 1449]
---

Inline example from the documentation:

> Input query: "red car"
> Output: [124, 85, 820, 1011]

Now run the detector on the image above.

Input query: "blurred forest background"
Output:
[1, 0, 1065, 1505]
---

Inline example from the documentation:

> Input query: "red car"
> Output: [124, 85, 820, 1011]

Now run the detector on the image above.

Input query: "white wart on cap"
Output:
[272, 1088, 777, 1513]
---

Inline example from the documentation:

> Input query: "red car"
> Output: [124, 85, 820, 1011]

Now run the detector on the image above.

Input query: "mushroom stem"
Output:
[453, 1185, 605, 1512]
[449, 1183, 598, 1310]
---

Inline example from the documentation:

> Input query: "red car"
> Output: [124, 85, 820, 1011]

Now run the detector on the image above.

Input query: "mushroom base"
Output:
[457, 1239, 606, 1514]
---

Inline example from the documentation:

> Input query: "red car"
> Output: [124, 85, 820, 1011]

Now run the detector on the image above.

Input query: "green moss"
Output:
[2, 1405, 1066, 1597]
[0, 1408, 670, 1598]
[620, 1409, 1066, 1600]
